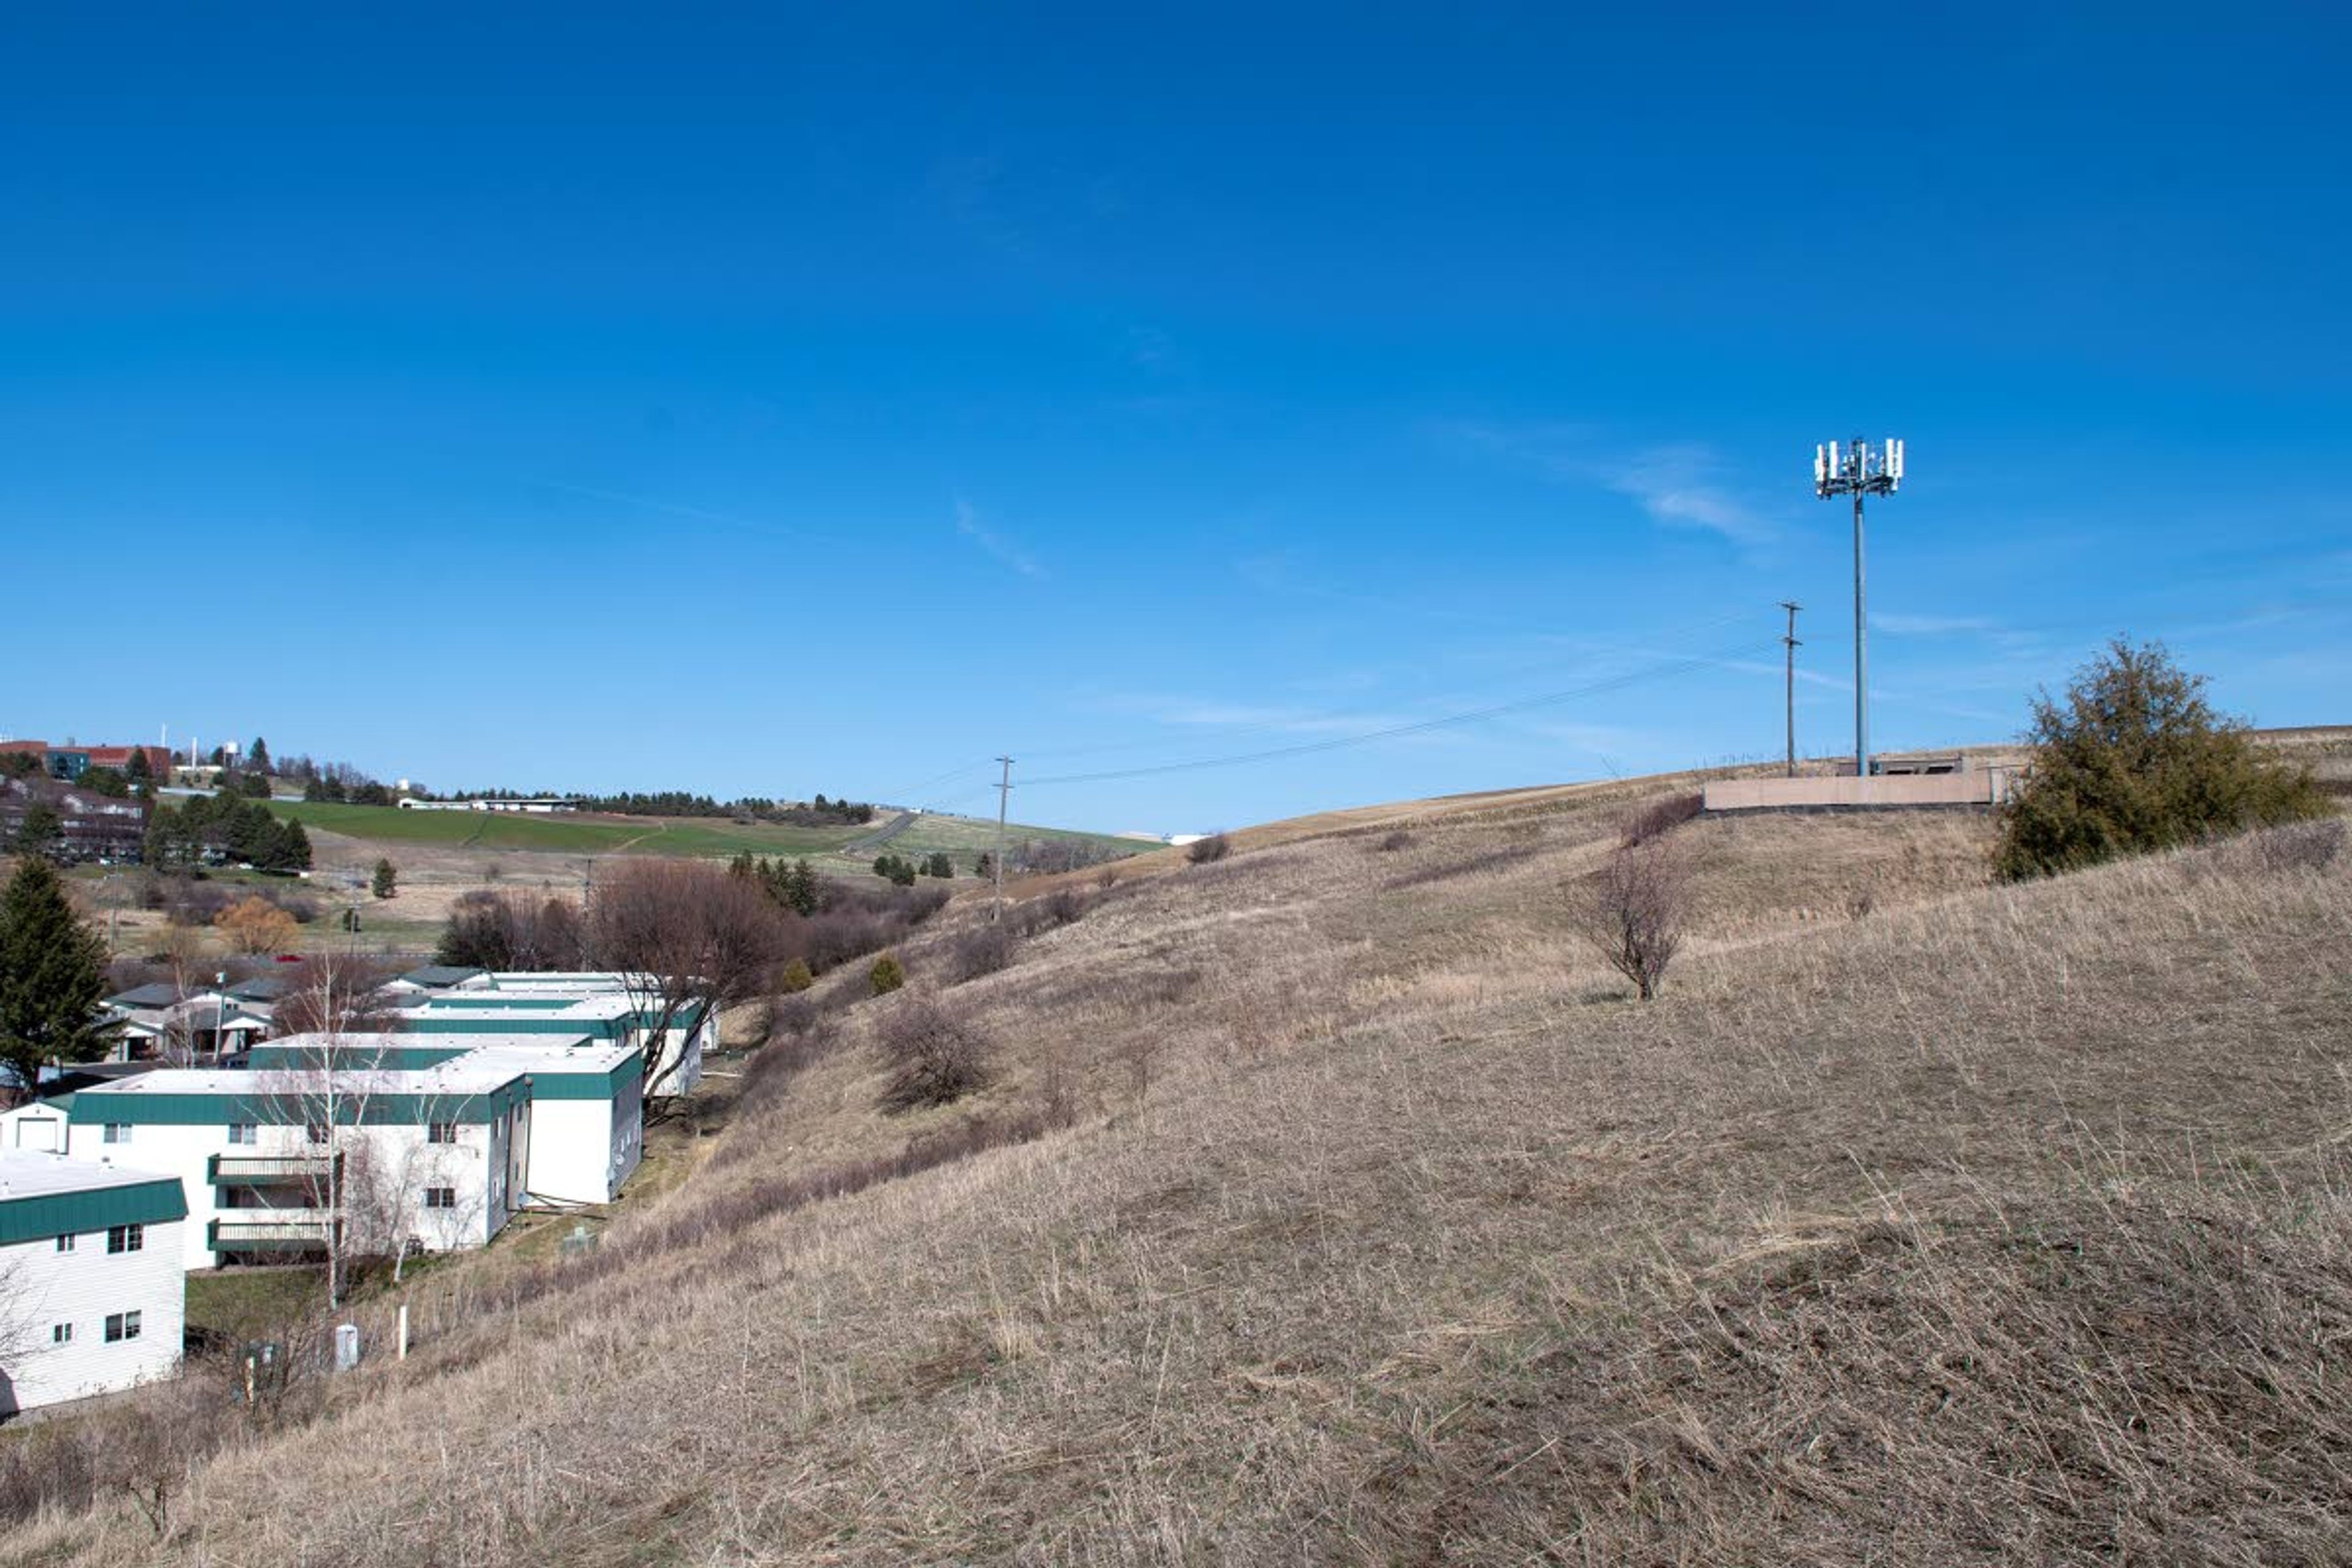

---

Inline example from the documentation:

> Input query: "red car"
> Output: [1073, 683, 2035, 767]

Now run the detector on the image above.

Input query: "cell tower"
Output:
[1813, 435, 1905, 780]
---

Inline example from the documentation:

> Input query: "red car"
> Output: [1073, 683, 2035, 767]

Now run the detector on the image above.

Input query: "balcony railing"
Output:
[209, 1215, 340, 1253]
[208, 1152, 342, 1188]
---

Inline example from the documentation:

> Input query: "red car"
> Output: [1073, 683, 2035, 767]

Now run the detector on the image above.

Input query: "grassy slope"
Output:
[32, 790, 2352, 1564]
[267, 799, 1148, 866]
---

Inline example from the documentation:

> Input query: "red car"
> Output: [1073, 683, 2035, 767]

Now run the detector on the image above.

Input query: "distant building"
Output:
[0, 1150, 187, 1414]
[0, 777, 149, 863]
[100, 976, 285, 1061]
[394, 797, 577, 814]
[0, 741, 170, 783]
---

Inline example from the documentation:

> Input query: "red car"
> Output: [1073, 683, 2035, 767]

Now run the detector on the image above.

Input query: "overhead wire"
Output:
[1003, 606, 1762, 769]
[1019, 635, 1782, 788]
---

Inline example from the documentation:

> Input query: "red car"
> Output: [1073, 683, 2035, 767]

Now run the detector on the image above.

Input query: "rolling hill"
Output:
[264, 799, 1152, 869]
[23, 766, 2352, 1565]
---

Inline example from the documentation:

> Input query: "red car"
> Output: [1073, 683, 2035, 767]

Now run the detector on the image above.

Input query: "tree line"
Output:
[144, 789, 314, 873]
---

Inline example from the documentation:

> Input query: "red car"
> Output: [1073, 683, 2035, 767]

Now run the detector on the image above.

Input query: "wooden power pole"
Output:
[1779, 600, 1802, 777]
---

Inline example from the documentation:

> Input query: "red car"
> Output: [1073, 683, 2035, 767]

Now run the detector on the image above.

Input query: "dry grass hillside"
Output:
[18, 783, 2352, 1566]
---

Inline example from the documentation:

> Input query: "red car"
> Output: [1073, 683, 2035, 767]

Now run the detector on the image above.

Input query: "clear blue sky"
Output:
[6, 4, 2346, 833]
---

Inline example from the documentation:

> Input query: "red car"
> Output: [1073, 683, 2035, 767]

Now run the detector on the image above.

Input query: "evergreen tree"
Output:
[0, 859, 116, 1088]
[277, 818, 315, 873]
[123, 748, 153, 796]
[786, 859, 821, 916]
[974, 850, 993, 881]
[372, 858, 398, 899]
[240, 768, 273, 799]
[1995, 639, 2331, 880]
[12, 802, 61, 859]
[247, 736, 273, 776]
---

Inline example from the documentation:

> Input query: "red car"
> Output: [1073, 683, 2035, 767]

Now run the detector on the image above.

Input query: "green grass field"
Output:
[267, 800, 1153, 869]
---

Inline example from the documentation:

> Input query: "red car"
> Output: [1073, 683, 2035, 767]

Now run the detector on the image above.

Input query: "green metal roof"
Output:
[67, 1083, 526, 1127]
[513, 1053, 641, 1101]
[0, 1177, 186, 1245]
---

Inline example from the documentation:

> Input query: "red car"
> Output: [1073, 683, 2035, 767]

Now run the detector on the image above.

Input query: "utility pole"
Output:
[1813, 436, 1904, 780]
[1779, 600, 1802, 777]
[990, 757, 1013, 924]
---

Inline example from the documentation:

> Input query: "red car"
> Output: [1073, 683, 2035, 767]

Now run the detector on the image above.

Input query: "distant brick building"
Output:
[0, 741, 172, 783]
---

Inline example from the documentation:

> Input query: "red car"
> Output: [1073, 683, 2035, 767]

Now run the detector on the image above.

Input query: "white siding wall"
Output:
[0, 1104, 69, 1153]
[0, 1217, 186, 1414]
[57, 1115, 518, 1268]
[60, 1123, 231, 1272]
[646, 1010, 709, 1096]
[514, 1081, 641, 1206]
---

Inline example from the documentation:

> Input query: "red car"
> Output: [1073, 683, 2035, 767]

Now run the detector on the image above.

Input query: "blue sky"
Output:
[5, 4, 2346, 834]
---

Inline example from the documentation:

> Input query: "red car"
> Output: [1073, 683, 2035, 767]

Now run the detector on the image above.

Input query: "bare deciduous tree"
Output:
[588, 860, 789, 1096]
[1573, 837, 1692, 1002]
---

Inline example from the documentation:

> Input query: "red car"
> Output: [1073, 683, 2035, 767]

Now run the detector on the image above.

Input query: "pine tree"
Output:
[786, 858, 821, 916]
[123, 747, 153, 796]
[0, 859, 117, 1089]
[11, 802, 61, 859]
[247, 736, 273, 776]
[372, 858, 398, 899]
[280, 818, 314, 872]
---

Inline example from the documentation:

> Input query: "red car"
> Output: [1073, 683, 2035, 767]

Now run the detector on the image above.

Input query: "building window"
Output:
[51, 1323, 71, 1344]
[55, 1233, 75, 1253]
[427, 1122, 458, 1144]
[102, 1123, 130, 1144]
[107, 1223, 144, 1254]
[227, 1123, 258, 1145]
[104, 1311, 141, 1343]
[424, 1187, 457, 1210]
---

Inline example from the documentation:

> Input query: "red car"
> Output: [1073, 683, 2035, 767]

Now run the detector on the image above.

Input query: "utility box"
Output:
[333, 1323, 361, 1372]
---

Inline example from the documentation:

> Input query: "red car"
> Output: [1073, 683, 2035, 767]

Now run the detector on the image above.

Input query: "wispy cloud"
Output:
[954, 498, 1046, 579]
[1871, 612, 1997, 636]
[1600, 442, 1774, 545]
[1439, 421, 1775, 546]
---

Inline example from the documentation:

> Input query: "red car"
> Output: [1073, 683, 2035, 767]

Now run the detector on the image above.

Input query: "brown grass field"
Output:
[12, 760, 2352, 1565]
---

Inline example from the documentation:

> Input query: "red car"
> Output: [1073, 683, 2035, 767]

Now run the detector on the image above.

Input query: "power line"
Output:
[1019, 637, 1781, 789]
[1005, 608, 1760, 768]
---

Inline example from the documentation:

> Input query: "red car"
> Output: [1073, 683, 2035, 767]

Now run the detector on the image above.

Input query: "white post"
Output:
[396, 1302, 409, 1361]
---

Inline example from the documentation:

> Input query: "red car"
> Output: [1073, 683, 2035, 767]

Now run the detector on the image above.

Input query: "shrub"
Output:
[1008, 887, 1090, 938]
[869, 953, 905, 996]
[214, 896, 298, 956]
[1572, 838, 1691, 1002]
[1187, 833, 1231, 864]
[875, 997, 993, 1112]
[950, 923, 1016, 982]
[1378, 829, 1415, 853]
[1995, 639, 2330, 881]
[778, 957, 814, 993]
[1622, 791, 1703, 848]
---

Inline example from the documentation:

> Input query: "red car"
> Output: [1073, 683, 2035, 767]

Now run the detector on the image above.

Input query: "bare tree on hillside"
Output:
[587, 860, 789, 1096]
[1572, 837, 1692, 1003]
[233, 951, 415, 1308]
